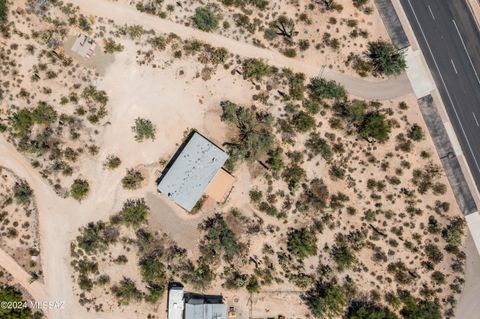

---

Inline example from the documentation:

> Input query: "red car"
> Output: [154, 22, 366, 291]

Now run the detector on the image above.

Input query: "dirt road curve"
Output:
[0, 136, 127, 319]
[64, 0, 413, 100]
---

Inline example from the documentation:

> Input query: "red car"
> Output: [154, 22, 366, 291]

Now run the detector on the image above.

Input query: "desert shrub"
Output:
[193, 6, 219, 32]
[243, 59, 271, 80]
[431, 271, 446, 285]
[0, 0, 7, 28]
[13, 180, 33, 205]
[442, 217, 465, 248]
[104, 155, 121, 169]
[11, 110, 34, 137]
[308, 78, 346, 101]
[266, 147, 285, 172]
[301, 178, 329, 210]
[70, 179, 90, 201]
[0, 285, 33, 319]
[182, 260, 216, 290]
[387, 262, 414, 285]
[359, 112, 391, 142]
[282, 164, 306, 191]
[305, 280, 348, 318]
[400, 296, 441, 319]
[367, 41, 407, 76]
[246, 275, 260, 293]
[139, 256, 167, 302]
[249, 189, 263, 203]
[104, 39, 124, 53]
[408, 124, 424, 141]
[32, 102, 57, 125]
[121, 169, 144, 190]
[287, 72, 306, 100]
[111, 277, 143, 305]
[77, 221, 119, 255]
[220, 101, 274, 169]
[346, 300, 398, 319]
[424, 244, 443, 264]
[132, 117, 156, 142]
[199, 213, 244, 262]
[82, 85, 109, 106]
[330, 242, 356, 270]
[292, 111, 316, 133]
[305, 132, 333, 161]
[126, 25, 144, 39]
[120, 198, 149, 229]
[287, 227, 317, 259]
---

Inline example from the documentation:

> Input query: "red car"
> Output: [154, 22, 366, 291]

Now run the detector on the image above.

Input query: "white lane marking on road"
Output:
[473, 112, 480, 127]
[451, 59, 458, 74]
[428, 5, 435, 20]
[406, 0, 480, 176]
[453, 19, 480, 87]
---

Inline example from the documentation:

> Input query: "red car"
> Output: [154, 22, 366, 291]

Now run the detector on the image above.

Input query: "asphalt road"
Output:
[400, 0, 480, 195]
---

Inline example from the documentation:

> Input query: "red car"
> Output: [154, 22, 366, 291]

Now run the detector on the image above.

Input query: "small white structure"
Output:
[157, 132, 229, 211]
[71, 34, 96, 59]
[168, 286, 184, 319]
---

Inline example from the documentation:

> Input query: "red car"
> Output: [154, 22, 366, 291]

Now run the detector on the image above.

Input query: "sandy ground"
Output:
[455, 230, 480, 319]
[64, 0, 413, 100]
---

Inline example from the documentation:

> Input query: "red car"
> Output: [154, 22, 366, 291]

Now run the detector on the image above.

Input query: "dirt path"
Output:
[64, 0, 412, 100]
[0, 136, 137, 319]
[0, 247, 49, 303]
[455, 230, 480, 319]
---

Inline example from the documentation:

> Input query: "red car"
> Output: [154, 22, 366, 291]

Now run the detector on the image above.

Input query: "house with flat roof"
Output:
[157, 132, 234, 211]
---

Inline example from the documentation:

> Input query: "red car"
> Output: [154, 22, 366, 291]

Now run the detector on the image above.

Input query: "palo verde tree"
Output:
[308, 77, 346, 101]
[220, 100, 275, 170]
[192, 6, 220, 32]
[366, 41, 407, 76]
[304, 280, 348, 318]
[287, 227, 317, 259]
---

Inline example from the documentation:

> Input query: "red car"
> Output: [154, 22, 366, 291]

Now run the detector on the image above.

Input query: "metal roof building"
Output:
[157, 132, 229, 211]
[185, 294, 227, 319]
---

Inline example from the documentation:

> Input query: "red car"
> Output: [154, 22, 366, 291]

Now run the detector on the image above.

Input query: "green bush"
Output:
[199, 213, 244, 262]
[287, 228, 317, 259]
[243, 59, 271, 80]
[400, 296, 441, 319]
[32, 102, 57, 125]
[292, 111, 316, 133]
[76, 221, 119, 254]
[0, 0, 7, 28]
[408, 124, 424, 141]
[120, 198, 149, 229]
[121, 169, 144, 190]
[13, 180, 33, 205]
[192, 7, 219, 32]
[0, 286, 33, 319]
[305, 132, 333, 161]
[305, 281, 347, 318]
[111, 277, 143, 305]
[308, 77, 346, 101]
[132, 117, 156, 142]
[359, 112, 391, 142]
[220, 101, 274, 169]
[104, 155, 122, 170]
[367, 41, 407, 76]
[70, 179, 90, 201]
